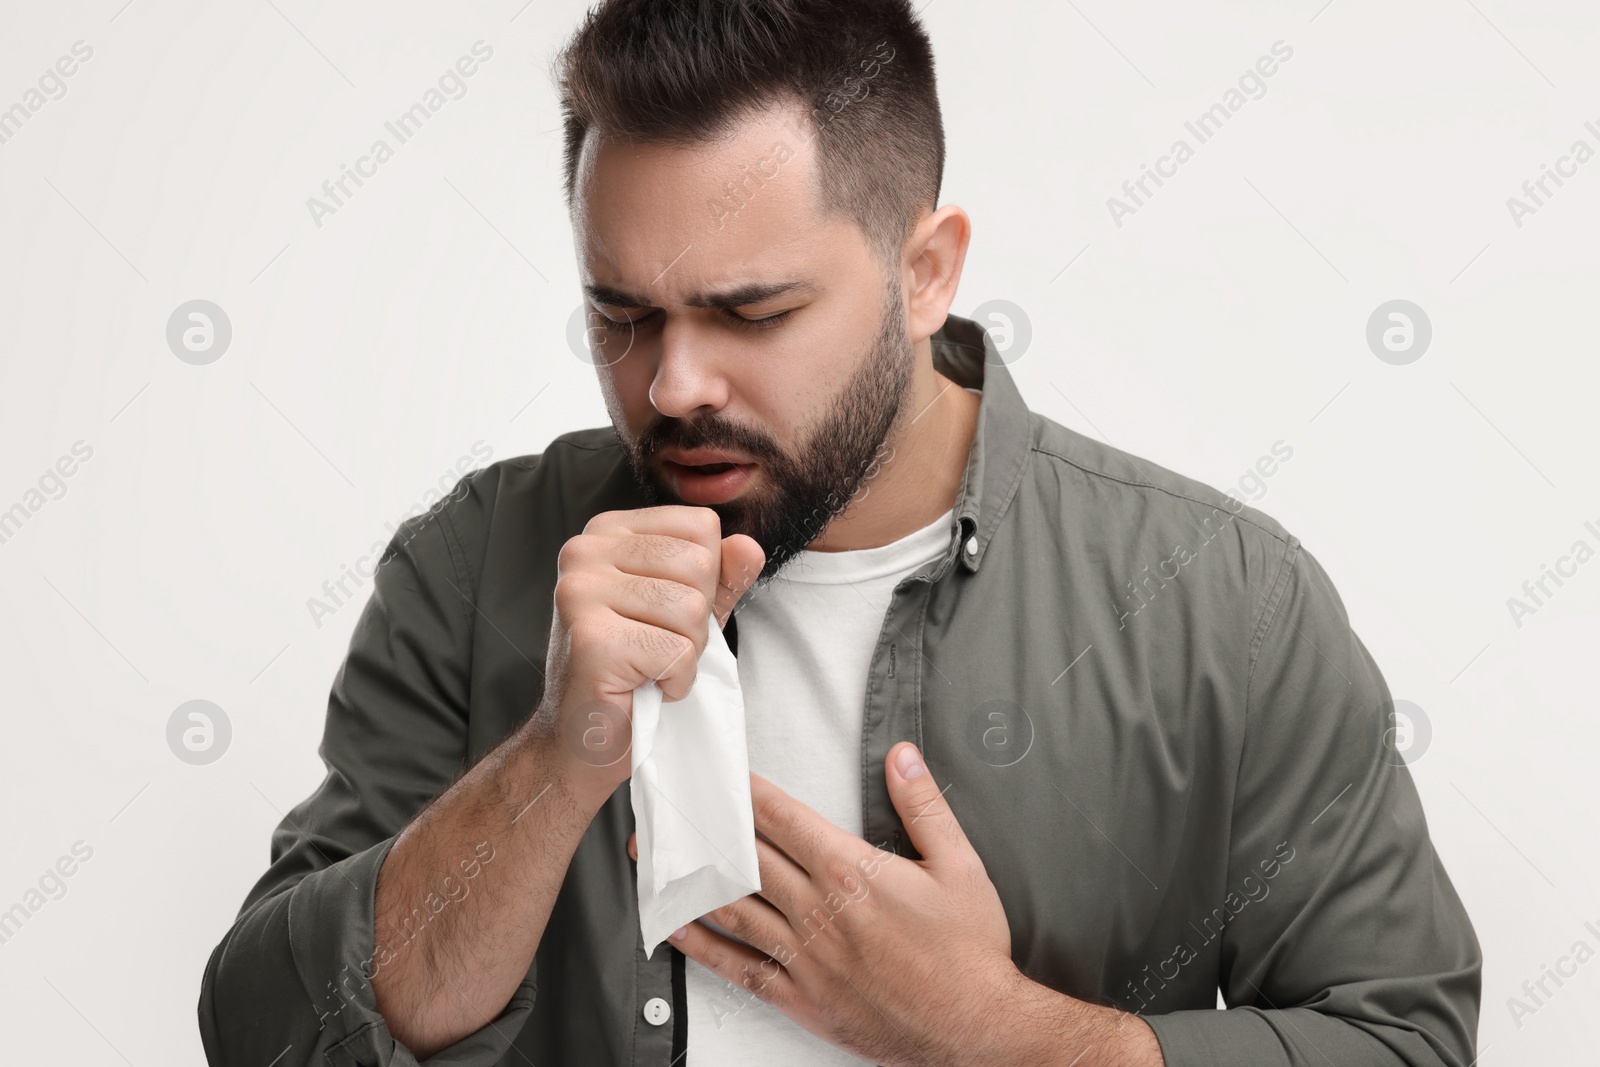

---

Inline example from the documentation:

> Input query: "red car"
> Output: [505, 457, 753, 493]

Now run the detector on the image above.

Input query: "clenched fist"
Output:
[527, 505, 765, 802]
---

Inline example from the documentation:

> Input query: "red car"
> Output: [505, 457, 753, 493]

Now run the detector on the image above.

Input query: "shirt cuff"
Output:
[287, 836, 539, 1066]
[1142, 1007, 1289, 1067]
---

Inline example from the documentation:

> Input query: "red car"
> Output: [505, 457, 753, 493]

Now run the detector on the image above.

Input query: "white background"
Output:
[1, 0, 1596, 1062]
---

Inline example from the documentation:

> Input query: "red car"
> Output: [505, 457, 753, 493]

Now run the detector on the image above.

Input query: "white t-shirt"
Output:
[684, 503, 957, 1064]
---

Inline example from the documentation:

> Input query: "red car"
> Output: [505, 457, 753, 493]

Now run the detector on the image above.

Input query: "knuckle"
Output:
[659, 669, 694, 701]
[668, 630, 698, 669]
[759, 955, 790, 998]
[697, 508, 723, 541]
[631, 624, 695, 673]
[630, 574, 682, 608]
[821, 855, 858, 891]
[627, 623, 673, 658]
[683, 585, 712, 624]
[701, 937, 731, 976]
[634, 533, 684, 566]
[691, 540, 718, 577]
[739, 960, 770, 995]
[753, 793, 788, 831]
[556, 535, 587, 573]
[553, 571, 592, 614]
[714, 904, 752, 942]
[624, 627, 668, 659]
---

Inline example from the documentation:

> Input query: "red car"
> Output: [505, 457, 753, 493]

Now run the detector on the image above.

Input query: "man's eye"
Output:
[725, 309, 794, 332]
[592, 308, 793, 331]
[595, 309, 651, 330]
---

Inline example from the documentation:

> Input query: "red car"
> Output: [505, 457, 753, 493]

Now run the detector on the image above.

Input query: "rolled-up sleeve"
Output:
[1144, 536, 1482, 1067]
[198, 474, 539, 1066]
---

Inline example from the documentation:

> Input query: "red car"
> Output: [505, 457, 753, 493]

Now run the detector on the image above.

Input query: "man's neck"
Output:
[806, 347, 980, 553]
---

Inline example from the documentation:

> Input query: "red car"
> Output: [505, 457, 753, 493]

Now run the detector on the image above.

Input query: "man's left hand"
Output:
[629, 741, 1025, 1065]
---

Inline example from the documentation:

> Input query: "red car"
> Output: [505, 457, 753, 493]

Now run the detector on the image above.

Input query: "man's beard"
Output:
[616, 280, 913, 587]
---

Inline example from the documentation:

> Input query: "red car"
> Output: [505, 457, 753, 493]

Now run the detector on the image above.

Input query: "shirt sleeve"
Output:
[197, 472, 539, 1066]
[1142, 535, 1482, 1067]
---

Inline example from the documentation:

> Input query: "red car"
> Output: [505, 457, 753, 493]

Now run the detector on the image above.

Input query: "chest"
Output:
[734, 575, 903, 838]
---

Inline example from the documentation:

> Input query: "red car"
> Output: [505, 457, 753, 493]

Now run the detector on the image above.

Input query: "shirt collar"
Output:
[928, 312, 1033, 573]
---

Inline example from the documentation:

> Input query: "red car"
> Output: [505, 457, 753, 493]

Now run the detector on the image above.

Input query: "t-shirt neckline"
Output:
[775, 506, 957, 585]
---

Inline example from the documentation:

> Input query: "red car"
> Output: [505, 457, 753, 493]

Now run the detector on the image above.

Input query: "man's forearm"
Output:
[974, 970, 1165, 1067]
[369, 717, 607, 1058]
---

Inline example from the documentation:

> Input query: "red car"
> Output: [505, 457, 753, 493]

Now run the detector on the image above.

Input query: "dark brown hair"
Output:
[553, 0, 945, 270]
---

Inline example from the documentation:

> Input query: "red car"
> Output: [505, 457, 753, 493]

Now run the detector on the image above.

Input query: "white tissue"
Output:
[629, 610, 762, 958]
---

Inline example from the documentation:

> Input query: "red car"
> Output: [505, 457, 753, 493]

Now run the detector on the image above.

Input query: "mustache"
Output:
[638, 414, 781, 463]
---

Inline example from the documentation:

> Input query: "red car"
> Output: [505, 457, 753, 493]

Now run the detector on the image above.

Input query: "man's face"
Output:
[572, 103, 915, 584]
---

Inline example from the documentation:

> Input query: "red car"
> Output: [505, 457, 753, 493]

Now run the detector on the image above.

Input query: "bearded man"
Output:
[199, 2, 1481, 1065]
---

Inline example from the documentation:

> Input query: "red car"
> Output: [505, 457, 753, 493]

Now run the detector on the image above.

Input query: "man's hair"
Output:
[553, 0, 945, 270]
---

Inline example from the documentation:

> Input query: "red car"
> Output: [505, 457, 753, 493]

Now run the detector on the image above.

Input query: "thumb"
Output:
[714, 533, 766, 626]
[886, 742, 972, 866]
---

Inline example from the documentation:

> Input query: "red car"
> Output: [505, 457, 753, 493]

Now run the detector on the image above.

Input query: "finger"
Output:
[632, 836, 809, 954]
[750, 834, 810, 923]
[628, 836, 809, 931]
[584, 505, 725, 616]
[706, 894, 796, 970]
[671, 919, 797, 1012]
[749, 773, 855, 877]
[715, 534, 766, 626]
[604, 573, 712, 635]
[594, 612, 703, 703]
[585, 505, 724, 562]
[886, 742, 974, 867]
[606, 533, 722, 608]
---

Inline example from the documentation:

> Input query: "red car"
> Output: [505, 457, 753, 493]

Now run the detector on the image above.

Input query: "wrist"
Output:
[515, 714, 619, 818]
[971, 969, 1164, 1067]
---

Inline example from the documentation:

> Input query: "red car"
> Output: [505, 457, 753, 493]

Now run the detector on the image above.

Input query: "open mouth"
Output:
[662, 460, 755, 505]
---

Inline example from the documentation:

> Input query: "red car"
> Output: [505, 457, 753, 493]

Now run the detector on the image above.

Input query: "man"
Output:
[198, 1, 1481, 1064]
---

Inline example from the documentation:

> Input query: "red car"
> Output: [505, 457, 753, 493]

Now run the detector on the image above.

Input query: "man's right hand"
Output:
[529, 505, 765, 802]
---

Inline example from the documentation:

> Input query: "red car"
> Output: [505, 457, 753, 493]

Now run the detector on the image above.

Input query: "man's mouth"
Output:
[661, 459, 757, 505]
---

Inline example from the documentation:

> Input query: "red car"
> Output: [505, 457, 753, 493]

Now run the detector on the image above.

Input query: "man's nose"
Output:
[648, 316, 731, 420]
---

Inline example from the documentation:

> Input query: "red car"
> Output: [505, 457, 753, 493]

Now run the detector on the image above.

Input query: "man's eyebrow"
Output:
[583, 279, 819, 310]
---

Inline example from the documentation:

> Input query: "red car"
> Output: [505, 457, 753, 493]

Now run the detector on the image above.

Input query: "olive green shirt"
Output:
[198, 313, 1481, 1066]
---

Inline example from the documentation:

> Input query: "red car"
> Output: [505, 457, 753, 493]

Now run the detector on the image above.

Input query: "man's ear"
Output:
[905, 203, 972, 345]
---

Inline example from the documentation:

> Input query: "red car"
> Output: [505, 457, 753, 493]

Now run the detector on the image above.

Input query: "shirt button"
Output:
[964, 536, 978, 556]
[643, 997, 671, 1026]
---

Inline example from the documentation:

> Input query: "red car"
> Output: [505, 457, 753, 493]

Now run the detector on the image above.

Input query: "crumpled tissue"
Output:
[629, 610, 761, 958]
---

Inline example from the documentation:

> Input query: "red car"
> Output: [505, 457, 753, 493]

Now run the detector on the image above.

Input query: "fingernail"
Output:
[896, 745, 925, 779]
[670, 926, 687, 941]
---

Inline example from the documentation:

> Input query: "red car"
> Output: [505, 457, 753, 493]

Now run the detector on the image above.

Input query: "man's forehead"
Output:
[578, 203, 834, 308]
[573, 105, 845, 301]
